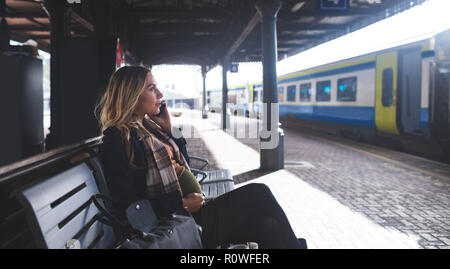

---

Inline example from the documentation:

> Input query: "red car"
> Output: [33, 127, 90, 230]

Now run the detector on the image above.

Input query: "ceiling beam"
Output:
[138, 23, 225, 34]
[278, 34, 325, 41]
[69, 9, 94, 32]
[26, 35, 50, 40]
[118, 7, 232, 20]
[278, 7, 387, 22]
[224, 12, 260, 60]
[9, 25, 49, 31]
[278, 23, 342, 32]
[4, 12, 47, 18]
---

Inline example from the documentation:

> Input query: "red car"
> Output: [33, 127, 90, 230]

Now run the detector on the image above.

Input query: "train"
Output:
[206, 85, 250, 117]
[206, 29, 450, 162]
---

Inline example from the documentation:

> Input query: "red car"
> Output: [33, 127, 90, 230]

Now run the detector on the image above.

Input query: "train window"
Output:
[337, 77, 357, 102]
[316, 80, 331, 102]
[382, 68, 393, 107]
[300, 83, 312, 102]
[253, 89, 259, 102]
[278, 86, 285, 102]
[287, 85, 296, 102]
[229, 94, 237, 104]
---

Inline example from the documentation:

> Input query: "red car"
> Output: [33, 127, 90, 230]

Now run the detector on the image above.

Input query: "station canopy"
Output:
[3, 0, 428, 68]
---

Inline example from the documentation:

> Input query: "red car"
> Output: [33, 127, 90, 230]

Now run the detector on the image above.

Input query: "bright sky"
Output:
[152, 64, 204, 98]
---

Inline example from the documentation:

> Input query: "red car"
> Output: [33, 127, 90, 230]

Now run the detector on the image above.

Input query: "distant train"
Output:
[206, 85, 250, 117]
[207, 29, 450, 161]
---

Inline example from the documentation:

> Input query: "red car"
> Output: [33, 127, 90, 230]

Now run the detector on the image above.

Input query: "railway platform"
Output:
[172, 109, 450, 249]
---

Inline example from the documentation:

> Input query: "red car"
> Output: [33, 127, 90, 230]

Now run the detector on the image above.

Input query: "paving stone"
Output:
[174, 110, 450, 249]
[438, 237, 450, 245]
[419, 233, 439, 241]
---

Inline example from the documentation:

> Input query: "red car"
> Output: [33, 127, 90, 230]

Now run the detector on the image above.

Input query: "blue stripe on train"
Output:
[229, 103, 249, 111]
[421, 109, 428, 128]
[279, 106, 429, 128]
[279, 105, 376, 127]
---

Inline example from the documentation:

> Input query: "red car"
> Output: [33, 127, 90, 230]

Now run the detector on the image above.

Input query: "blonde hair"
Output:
[96, 66, 150, 169]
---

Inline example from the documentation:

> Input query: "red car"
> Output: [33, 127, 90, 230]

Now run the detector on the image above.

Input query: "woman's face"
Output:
[135, 72, 163, 118]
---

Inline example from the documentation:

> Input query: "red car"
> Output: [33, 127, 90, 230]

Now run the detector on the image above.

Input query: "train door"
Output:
[244, 85, 250, 117]
[228, 90, 237, 114]
[429, 61, 450, 158]
[431, 29, 450, 162]
[248, 84, 254, 116]
[252, 84, 263, 117]
[398, 47, 423, 134]
[375, 51, 400, 134]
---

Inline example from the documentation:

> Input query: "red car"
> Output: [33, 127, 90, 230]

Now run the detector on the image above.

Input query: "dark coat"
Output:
[99, 127, 189, 220]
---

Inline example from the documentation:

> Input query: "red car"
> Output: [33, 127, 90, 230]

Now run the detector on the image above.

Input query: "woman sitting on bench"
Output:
[97, 66, 306, 249]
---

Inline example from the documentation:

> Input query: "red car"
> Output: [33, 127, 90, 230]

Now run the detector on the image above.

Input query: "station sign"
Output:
[230, 63, 239, 73]
[317, 0, 350, 12]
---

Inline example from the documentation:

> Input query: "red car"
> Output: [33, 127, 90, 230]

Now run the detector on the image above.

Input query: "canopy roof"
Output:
[3, 0, 428, 67]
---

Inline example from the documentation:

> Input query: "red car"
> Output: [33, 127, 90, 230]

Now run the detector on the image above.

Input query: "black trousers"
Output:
[192, 183, 301, 249]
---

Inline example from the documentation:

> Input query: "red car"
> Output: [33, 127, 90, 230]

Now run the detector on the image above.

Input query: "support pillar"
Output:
[201, 65, 208, 119]
[45, 0, 67, 149]
[0, 0, 10, 53]
[255, 0, 284, 171]
[222, 57, 230, 130]
[45, 0, 116, 148]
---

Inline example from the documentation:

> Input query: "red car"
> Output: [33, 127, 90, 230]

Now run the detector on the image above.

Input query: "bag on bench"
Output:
[92, 195, 203, 249]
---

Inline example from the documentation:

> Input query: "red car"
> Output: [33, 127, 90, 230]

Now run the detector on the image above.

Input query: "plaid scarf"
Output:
[133, 118, 190, 198]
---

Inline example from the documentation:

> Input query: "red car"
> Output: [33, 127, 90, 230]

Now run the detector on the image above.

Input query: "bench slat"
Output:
[37, 180, 98, 234]
[210, 183, 218, 197]
[22, 164, 94, 214]
[19, 163, 115, 249]
[48, 201, 99, 249]
[224, 181, 233, 193]
[217, 182, 225, 196]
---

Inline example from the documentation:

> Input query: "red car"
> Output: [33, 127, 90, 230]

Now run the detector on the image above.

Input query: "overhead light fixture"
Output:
[291, 1, 306, 12]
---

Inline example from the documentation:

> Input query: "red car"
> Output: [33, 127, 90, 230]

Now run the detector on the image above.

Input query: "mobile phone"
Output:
[154, 102, 166, 117]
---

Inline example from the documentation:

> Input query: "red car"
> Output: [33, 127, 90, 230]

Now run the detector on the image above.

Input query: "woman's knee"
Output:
[244, 183, 274, 200]
[243, 183, 270, 192]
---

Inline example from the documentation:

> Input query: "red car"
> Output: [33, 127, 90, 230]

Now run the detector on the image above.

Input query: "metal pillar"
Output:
[255, 0, 284, 171]
[222, 57, 230, 130]
[45, 0, 67, 150]
[0, 0, 10, 53]
[201, 65, 208, 119]
[45, 0, 115, 148]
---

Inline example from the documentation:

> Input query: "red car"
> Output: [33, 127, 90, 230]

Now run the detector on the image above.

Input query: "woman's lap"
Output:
[192, 183, 299, 249]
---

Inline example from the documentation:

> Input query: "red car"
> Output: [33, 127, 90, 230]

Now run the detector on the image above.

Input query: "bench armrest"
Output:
[189, 156, 209, 170]
[190, 168, 208, 183]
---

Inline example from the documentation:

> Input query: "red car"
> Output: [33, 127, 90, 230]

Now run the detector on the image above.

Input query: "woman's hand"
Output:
[182, 193, 205, 213]
[148, 101, 172, 134]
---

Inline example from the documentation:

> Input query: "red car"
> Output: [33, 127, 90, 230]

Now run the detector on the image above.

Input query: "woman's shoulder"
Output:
[102, 126, 139, 142]
[101, 126, 139, 150]
[101, 126, 123, 146]
[102, 126, 121, 139]
[100, 126, 147, 171]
